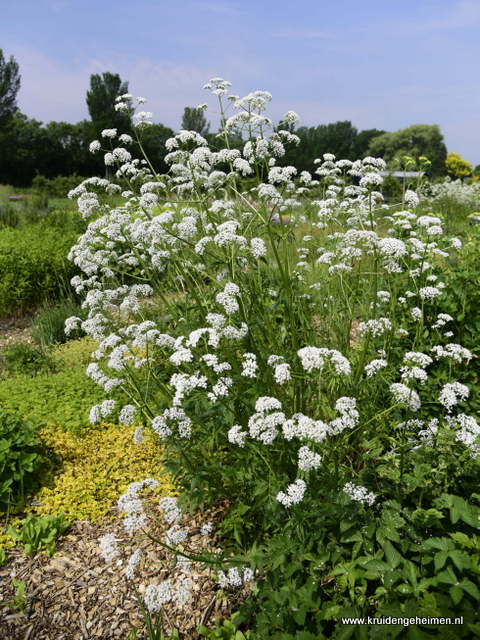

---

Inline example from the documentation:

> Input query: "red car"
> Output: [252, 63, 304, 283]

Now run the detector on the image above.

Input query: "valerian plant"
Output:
[66, 78, 480, 637]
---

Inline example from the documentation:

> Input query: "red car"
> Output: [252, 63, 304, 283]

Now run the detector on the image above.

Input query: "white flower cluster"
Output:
[357, 317, 392, 338]
[448, 414, 480, 456]
[400, 351, 433, 385]
[364, 358, 388, 377]
[159, 496, 182, 524]
[99, 533, 120, 563]
[431, 343, 472, 364]
[267, 354, 291, 384]
[241, 352, 258, 378]
[297, 446, 322, 471]
[218, 567, 254, 589]
[248, 396, 285, 445]
[439, 382, 469, 412]
[117, 478, 159, 534]
[144, 574, 193, 612]
[297, 347, 351, 375]
[276, 478, 307, 507]
[390, 383, 421, 412]
[216, 282, 240, 314]
[343, 482, 376, 506]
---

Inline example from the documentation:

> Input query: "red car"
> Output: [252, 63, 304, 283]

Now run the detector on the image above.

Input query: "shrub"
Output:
[32, 174, 89, 199]
[31, 298, 87, 347]
[0, 338, 105, 433]
[0, 205, 20, 228]
[0, 342, 58, 377]
[0, 223, 79, 316]
[43, 208, 87, 233]
[0, 408, 45, 511]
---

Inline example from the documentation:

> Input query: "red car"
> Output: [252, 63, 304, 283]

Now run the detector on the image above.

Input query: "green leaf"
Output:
[436, 566, 458, 585]
[449, 532, 476, 549]
[449, 585, 463, 605]
[382, 541, 402, 569]
[448, 550, 471, 571]
[396, 583, 412, 595]
[459, 579, 480, 600]
[422, 537, 454, 552]
[359, 559, 389, 577]
[404, 561, 418, 586]
[434, 551, 448, 572]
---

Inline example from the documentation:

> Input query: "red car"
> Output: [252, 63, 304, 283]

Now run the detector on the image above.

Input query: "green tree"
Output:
[0, 113, 47, 185]
[137, 122, 175, 174]
[368, 124, 447, 176]
[86, 72, 132, 138]
[181, 106, 210, 136]
[0, 49, 21, 127]
[353, 128, 385, 159]
[445, 152, 473, 179]
[285, 121, 358, 171]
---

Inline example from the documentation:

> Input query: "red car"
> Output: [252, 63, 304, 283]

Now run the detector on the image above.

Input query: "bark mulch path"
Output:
[0, 505, 242, 640]
[0, 315, 33, 350]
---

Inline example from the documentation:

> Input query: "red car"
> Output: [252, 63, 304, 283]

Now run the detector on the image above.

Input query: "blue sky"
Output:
[2, 0, 480, 163]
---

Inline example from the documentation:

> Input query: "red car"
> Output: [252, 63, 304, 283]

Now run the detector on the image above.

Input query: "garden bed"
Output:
[1, 505, 232, 640]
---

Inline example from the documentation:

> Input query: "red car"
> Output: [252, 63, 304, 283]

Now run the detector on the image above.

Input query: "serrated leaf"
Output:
[449, 532, 475, 549]
[436, 566, 458, 585]
[460, 579, 480, 600]
[448, 550, 471, 571]
[434, 551, 448, 571]
[382, 541, 402, 568]
[423, 537, 454, 552]
[449, 585, 463, 605]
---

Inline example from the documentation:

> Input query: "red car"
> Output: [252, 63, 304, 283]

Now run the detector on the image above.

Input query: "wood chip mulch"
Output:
[0, 504, 246, 640]
[0, 315, 33, 350]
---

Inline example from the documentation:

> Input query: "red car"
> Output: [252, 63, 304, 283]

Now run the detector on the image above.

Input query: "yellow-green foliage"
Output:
[33, 423, 175, 522]
[1, 423, 175, 553]
[0, 338, 106, 434]
[445, 152, 473, 179]
[0, 339, 175, 555]
[52, 336, 97, 367]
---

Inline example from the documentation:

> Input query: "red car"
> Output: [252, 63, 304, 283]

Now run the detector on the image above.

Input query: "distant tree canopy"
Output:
[0, 49, 21, 127]
[445, 152, 473, 179]
[367, 124, 447, 176]
[86, 72, 133, 137]
[353, 129, 386, 159]
[181, 106, 210, 136]
[0, 114, 99, 186]
[279, 122, 385, 172]
[137, 123, 175, 174]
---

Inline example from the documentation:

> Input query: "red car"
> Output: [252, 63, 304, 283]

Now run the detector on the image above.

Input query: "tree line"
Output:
[0, 49, 468, 188]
